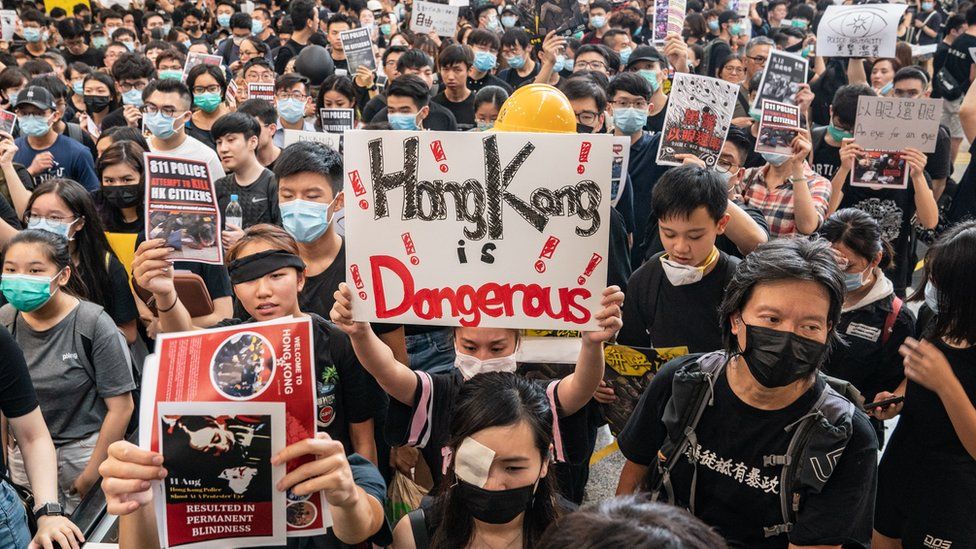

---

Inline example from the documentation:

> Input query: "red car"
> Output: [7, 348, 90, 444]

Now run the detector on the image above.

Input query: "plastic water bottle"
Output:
[225, 194, 243, 230]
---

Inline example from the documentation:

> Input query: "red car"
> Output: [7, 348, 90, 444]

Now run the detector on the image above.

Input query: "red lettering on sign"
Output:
[535, 236, 560, 273]
[577, 253, 603, 285]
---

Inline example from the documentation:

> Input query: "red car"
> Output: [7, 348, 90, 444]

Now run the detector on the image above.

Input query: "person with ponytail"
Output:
[819, 208, 915, 447]
[0, 229, 135, 513]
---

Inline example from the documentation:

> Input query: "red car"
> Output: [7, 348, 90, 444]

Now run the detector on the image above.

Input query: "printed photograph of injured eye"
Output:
[210, 332, 276, 399]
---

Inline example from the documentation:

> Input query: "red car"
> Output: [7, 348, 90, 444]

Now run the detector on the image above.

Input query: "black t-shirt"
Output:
[618, 251, 739, 352]
[645, 102, 666, 133]
[948, 138, 976, 224]
[810, 127, 842, 181]
[498, 63, 540, 90]
[361, 94, 387, 123]
[274, 39, 307, 74]
[185, 120, 217, 151]
[915, 10, 943, 46]
[213, 314, 384, 453]
[100, 106, 129, 131]
[63, 47, 104, 68]
[934, 41, 951, 76]
[927, 125, 952, 181]
[0, 325, 39, 479]
[467, 74, 514, 95]
[619, 358, 878, 547]
[214, 168, 280, 229]
[431, 91, 476, 127]
[372, 101, 458, 132]
[943, 33, 976, 91]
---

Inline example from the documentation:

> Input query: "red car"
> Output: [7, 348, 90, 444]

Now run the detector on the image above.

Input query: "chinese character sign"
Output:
[656, 74, 738, 167]
[410, 1, 461, 36]
[343, 130, 614, 331]
[816, 4, 907, 59]
[854, 96, 942, 153]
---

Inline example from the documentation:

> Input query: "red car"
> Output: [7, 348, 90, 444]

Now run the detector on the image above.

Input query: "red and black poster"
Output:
[656, 73, 738, 168]
[144, 153, 223, 264]
[755, 99, 801, 156]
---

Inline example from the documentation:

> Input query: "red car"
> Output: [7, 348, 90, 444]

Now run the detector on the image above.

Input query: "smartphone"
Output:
[862, 395, 905, 410]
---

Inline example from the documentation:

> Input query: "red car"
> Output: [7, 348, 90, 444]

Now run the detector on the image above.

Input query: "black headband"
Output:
[228, 249, 306, 285]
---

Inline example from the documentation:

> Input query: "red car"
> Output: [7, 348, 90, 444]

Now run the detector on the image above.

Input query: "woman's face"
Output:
[101, 162, 141, 188]
[720, 58, 746, 84]
[2, 242, 67, 289]
[321, 90, 353, 109]
[871, 60, 895, 90]
[29, 192, 83, 239]
[192, 71, 224, 100]
[454, 327, 517, 361]
[232, 241, 305, 322]
[462, 419, 548, 492]
[474, 102, 500, 128]
[238, 39, 261, 64]
[84, 79, 111, 98]
[831, 241, 875, 276]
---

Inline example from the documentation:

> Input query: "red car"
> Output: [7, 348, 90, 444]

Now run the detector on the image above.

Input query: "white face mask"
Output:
[454, 351, 517, 380]
[659, 247, 719, 286]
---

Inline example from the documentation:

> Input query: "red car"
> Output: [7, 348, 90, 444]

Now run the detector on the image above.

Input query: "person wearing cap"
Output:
[700, 10, 743, 80]
[622, 37, 690, 132]
[500, 4, 521, 29]
[12, 86, 99, 192]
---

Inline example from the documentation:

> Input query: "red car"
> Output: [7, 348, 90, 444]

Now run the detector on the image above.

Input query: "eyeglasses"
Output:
[611, 100, 648, 110]
[192, 85, 221, 95]
[25, 213, 76, 224]
[276, 91, 307, 101]
[141, 104, 182, 117]
[118, 80, 147, 92]
[716, 158, 739, 174]
[747, 55, 767, 64]
[575, 110, 599, 125]
[574, 60, 607, 71]
[245, 71, 275, 82]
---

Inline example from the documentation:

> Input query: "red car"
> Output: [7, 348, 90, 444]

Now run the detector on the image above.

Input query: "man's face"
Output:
[608, 33, 633, 52]
[771, 4, 787, 20]
[659, 206, 727, 267]
[402, 66, 434, 88]
[478, 11, 498, 29]
[439, 62, 468, 90]
[145, 15, 164, 38]
[253, 10, 270, 28]
[501, 42, 526, 63]
[608, 89, 650, 117]
[216, 132, 257, 171]
[569, 97, 604, 133]
[384, 52, 403, 80]
[574, 51, 609, 75]
[63, 36, 87, 55]
[744, 44, 770, 80]
[158, 58, 182, 71]
[387, 95, 429, 128]
[16, 105, 56, 128]
[628, 60, 664, 89]
[146, 90, 190, 126]
[718, 141, 744, 189]
[216, 5, 235, 18]
[328, 22, 350, 50]
[588, 7, 607, 24]
[257, 118, 275, 148]
[183, 15, 201, 31]
[244, 64, 275, 83]
[117, 76, 150, 97]
[279, 172, 339, 206]
[892, 78, 928, 99]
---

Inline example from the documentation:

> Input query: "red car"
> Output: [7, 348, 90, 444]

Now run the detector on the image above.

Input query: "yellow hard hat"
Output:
[493, 84, 577, 134]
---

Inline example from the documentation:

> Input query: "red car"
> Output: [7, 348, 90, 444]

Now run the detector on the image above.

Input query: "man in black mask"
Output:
[616, 238, 878, 548]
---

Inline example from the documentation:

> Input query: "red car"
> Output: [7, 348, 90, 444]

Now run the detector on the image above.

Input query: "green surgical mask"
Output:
[159, 69, 183, 80]
[1, 271, 60, 312]
[827, 123, 853, 142]
[194, 92, 223, 113]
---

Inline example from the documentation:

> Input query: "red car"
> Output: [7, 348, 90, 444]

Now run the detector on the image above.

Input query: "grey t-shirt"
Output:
[4, 302, 136, 444]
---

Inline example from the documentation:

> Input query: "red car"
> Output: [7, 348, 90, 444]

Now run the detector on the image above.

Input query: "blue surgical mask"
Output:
[505, 54, 525, 69]
[389, 112, 419, 130]
[183, 39, 192, 49]
[924, 281, 940, 314]
[122, 40, 135, 52]
[477, 120, 494, 131]
[879, 82, 893, 95]
[92, 36, 108, 49]
[922, 1, 934, 10]
[827, 123, 853, 142]
[638, 69, 659, 92]
[122, 88, 143, 106]
[618, 47, 632, 66]
[843, 269, 868, 291]
[18, 115, 51, 137]
[380, 23, 392, 36]
[252, 19, 265, 34]
[162, 24, 172, 35]
[730, 23, 743, 36]
[218, 13, 232, 27]
[590, 15, 606, 28]
[277, 98, 306, 123]
[501, 15, 517, 28]
[613, 107, 647, 134]
[761, 151, 791, 166]
[749, 108, 762, 122]
[144, 111, 178, 139]
[473, 50, 497, 71]
[553, 55, 566, 72]
[72, 81, 84, 95]
[280, 198, 335, 243]
[708, 20, 719, 31]
[486, 17, 501, 31]
[564, 58, 575, 72]
[27, 217, 74, 239]
[1, 272, 61, 313]
[23, 27, 42, 43]
[791, 19, 808, 29]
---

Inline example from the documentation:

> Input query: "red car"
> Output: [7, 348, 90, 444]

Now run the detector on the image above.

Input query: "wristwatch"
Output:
[33, 502, 64, 521]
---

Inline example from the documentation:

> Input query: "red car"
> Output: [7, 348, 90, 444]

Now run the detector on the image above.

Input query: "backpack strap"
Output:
[811, 125, 828, 157]
[881, 296, 903, 347]
[66, 122, 83, 144]
[407, 508, 430, 549]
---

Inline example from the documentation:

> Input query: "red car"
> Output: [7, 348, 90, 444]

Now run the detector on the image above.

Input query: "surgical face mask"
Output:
[23, 27, 43, 43]
[280, 198, 335, 243]
[791, 19, 808, 29]
[388, 112, 419, 130]
[105, 26, 120, 38]
[612, 107, 647, 135]
[18, 115, 51, 137]
[232, 35, 247, 46]
[218, 13, 232, 27]
[162, 24, 172, 35]
[827, 123, 853, 142]
[716, 168, 735, 186]
[922, 1, 934, 10]
[144, 110, 178, 139]
[159, 69, 183, 80]
[122, 40, 136, 52]
[455, 478, 537, 524]
[761, 151, 791, 167]
[843, 268, 869, 291]
[102, 184, 141, 209]
[879, 82, 893, 95]
[27, 217, 75, 239]
[477, 120, 493, 131]
[183, 39, 193, 49]
[92, 35, 108, 49]
[638, 69, 659, 92]
[84, 95, 112, 112]
[618, 47, 632, 66]
[553, 55, 566, 72]
[730, 23, 743, 35]
[924, 282, 940, 314]
[659, 247, 719, 286]
[454, 351, 518, 380]
[122, 88, 144, 107]
[564, 58, 575, 72]
[277, 98, 306, 123]
[486, 16, 501, 32]
[505, 54, 525, 69]
[501, 15, 517, 28]
[194, 91, 223, 113]
[1, 271, 61, 313]
[707, 19, 719, 31]
[749, 108, 762, 122]
[252, 19, 265, 34]
[473, 50, 497, 71]
[590, 15, 606, 28]
[740, 324, 827, 388]
[380, 23, 392, 36]
[72, 81, 84, 95]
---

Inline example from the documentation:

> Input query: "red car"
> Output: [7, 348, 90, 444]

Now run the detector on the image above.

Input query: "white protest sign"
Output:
[854, 96, 942, 153]
[610, 136, 630, 208]
[816, 4, 907, 58]
[343, 130, 614, 331]
[410, 1, 460, 37]
[0, 10, 17, 42]
[283, 129, 342, 150]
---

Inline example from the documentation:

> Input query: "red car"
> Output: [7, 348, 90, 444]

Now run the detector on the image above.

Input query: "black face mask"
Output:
[84, 95, 112, 113]
[576, 123, 593, 134]
[741, 324, 827, 388]
[455, 478, 537, 525]
[102, 184, 141, 209]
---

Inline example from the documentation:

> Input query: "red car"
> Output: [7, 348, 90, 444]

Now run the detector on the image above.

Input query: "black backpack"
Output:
[645, 351, 861, 538]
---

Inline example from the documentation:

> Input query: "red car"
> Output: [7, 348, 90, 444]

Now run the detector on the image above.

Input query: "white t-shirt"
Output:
[150, 134, 227, 180]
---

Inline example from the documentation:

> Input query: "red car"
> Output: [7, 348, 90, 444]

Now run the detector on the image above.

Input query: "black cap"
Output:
[718, 10, 740, 26]
[13, 86, 55, 111]
[501, 4, 518, 15]
[625, 45, 667, 70]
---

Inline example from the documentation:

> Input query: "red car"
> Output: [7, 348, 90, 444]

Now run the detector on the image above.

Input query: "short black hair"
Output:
[20, 9, 47, 25]
[893, 65, 929, 87]
[576, 44, 619, 73]
[143, 11, 164, 26]
[719, 238, 845, 356]
[831, 84, 875, 127]
[560, 75, 608, 112]
[57, 17, 85, 40]
[608, 71, 651, 102]
[819, 208, 893, 269]
[386, 74, 430, 108]
[946, 13, 967, 34]
[155, 49, 186, 69]
[212, 111, 261, 142]
[914, 221, 976, 343]
[397, 49, 434, 72]
[500, 28, 531, 50]
[589, 0, 611, 12]
[290, 0, 317, 30]
[439, 43, 473, 69]
[143, 77, 192, 109]
[111, 52, 156, 81]
[22, 60, 54, 78]
[273, 141, 343, 195]
[724, 125, 752, 163]
[468, 28, 501, 51]
[275, 72, 309, 94]
[28, 75, 67, 101]
[229, 12, 253, 30]
[383, 45, 409, 66]
[652, 164, 728, 223]
[966, 4, 976, 26]
[238, 98, 277, 125]
[187, 63, 227, 98]
[327, 12, 354, 30]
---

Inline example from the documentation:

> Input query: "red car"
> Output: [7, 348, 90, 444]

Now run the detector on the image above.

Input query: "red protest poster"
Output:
[144, 153, 223, 265]
[140, 317, 331, 538]
[157, 401, 286, 548]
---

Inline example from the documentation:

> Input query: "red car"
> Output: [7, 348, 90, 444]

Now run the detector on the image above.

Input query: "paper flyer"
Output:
[144, 153, 223, 265]
[157, 401, 286, 549]
[854, 96, 942, 154]
[182, 52, 223, 83]
[816, 4, 907, 58]
[140, 317, 330, 537]
[319, 108, 355, 133]
[751, 49, 808, 109]
[851, 150, 908, 190]
[0, 109, 15, 135]
[247, 82, 276, 102]
[755, 100, 800, 156]
[651, 0, 668, 44]
[656, 73, 738, 167]
[339, 27, 376, 73]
